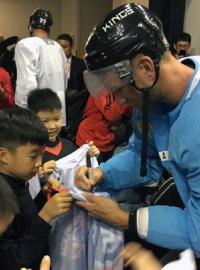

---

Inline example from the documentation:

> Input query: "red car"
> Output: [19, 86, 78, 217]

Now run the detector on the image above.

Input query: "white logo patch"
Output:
[102, 6, 134, 33]
[159, 151, 169, 161]
[39, 18, 47, 25]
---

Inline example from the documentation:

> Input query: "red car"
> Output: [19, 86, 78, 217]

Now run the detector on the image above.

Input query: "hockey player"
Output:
[75, 3, 200, 265]
[15, 8, 67, 125]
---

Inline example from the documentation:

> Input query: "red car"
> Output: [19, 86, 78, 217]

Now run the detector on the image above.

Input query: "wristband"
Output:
[128, 209, 139, 237]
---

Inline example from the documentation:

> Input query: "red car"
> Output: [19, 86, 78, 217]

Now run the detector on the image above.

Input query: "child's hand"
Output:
[87, 141, 100, 157]
[38, 160, 56, 179]
[42, 178, 61, 194]
[21, 255, 51, 270]
[119, 243, 162, 270]
[39, 191, 72, 223]
[48, 177, 61, 189]
[75, 166, 103, 191]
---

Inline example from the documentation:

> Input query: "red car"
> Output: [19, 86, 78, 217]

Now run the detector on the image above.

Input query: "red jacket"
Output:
[0, 67, 14, 110]
[76, 94, 130, 152]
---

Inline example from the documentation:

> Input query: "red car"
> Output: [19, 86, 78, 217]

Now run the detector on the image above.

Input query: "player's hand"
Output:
[76, 193, 129, 228]
[75, 166, 103, 191]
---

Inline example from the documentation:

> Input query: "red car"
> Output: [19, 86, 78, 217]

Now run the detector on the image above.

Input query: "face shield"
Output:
[83, 60, 132, 97]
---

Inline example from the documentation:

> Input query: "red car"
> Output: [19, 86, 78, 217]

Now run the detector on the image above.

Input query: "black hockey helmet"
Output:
[85, 3, 168, 70]
[29, 8, 53, 33]
[83, 3, 168, 97]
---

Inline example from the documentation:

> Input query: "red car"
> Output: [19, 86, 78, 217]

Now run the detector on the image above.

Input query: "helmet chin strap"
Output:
[130, 64, 159, 177]
[140, 89, 149, 177]
[128, 79, 150, 177]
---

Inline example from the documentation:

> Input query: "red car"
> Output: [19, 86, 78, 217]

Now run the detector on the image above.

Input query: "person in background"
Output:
[56, 33, 86, 94]
[15, 8, 67, 126]
[0, 35, 19, 90]
[76, 93, 132, 162]
[173, 32, 191, 59]
[56, 33, 88, 141]
[0, 65, 14, 109]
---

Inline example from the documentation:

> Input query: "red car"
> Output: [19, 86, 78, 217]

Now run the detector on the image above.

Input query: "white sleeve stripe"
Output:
[137, 207, 148, 239]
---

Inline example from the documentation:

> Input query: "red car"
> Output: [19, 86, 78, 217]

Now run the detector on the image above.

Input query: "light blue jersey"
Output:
[100, 56, 200, 256]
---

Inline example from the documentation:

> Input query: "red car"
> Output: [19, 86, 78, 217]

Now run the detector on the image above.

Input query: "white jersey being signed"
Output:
[49, 144, 124, 270]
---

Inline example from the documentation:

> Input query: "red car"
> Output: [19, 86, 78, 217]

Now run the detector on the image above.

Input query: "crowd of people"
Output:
[0, 3, 199, 270]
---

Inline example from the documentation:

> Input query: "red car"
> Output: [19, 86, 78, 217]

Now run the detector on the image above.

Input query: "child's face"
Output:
[4, 143, 45, 181]
[37, 109, 62, 142]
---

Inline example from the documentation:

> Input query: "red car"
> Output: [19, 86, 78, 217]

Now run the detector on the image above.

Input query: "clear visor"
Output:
[84, 60, 132, 97]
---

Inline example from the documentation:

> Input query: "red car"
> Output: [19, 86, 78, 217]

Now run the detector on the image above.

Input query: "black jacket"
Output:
[0, 173, 51, 270]
[68, 55, 86, 92]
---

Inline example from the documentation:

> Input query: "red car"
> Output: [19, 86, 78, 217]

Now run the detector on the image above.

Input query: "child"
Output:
[0, 107, 72, 270]
[76, 93, 132, 162]
[27, 88, 99, 190]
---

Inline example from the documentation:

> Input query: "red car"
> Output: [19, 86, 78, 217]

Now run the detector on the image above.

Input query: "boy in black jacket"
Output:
[0, 107, 72, 270]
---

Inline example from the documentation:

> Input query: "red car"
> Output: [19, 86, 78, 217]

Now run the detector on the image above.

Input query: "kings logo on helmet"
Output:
[102, 6, 134, 33]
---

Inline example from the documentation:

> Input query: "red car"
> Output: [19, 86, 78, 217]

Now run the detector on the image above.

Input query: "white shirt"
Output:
[15, 37, 68, 125]
[66, 56, 72, 78]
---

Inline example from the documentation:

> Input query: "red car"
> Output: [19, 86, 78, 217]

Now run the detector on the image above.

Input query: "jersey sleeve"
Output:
[99, 117, 163, 193]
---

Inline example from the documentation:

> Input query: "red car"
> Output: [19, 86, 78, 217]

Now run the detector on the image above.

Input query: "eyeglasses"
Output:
[176, 42, 190, 50]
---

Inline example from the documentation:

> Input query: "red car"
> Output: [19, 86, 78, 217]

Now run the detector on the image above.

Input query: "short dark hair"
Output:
[27, 88, 62, 113]
[175, 32, 191, 45]
[56, 33, 73, 47]
[0, 107, 48, 151]
[0, 175, 19, 219]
